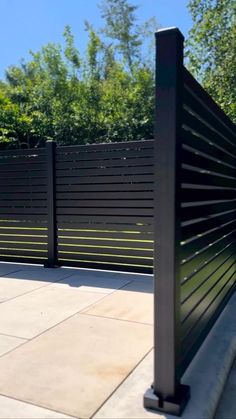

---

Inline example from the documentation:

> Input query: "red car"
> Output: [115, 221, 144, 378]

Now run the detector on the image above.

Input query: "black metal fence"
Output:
[55, 140, 154, 272]
[144, 28, 236, 415]
[0, 140, 154, 273]
[0, 148, 48, 264]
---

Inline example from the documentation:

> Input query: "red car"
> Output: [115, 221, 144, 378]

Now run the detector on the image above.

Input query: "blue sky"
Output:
[0, 0, 192, 79]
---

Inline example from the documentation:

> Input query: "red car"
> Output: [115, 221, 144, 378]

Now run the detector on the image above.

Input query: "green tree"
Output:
[0, 0, 157, 149]
[186, 0, 236, 122]
[99, 0, 159, 71]
[99, 0, 141, 71]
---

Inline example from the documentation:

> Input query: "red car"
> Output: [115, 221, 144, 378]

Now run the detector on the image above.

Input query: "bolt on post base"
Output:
[44, 262, 60, 269]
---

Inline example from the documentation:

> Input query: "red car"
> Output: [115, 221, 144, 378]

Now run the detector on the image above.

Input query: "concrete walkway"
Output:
[215, 358, 236, 419]
[0, 262, 235, 419]
[0, 263, 153, 418]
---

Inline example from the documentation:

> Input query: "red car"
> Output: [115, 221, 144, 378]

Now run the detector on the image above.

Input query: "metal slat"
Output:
[56, 157, 154, 170]
[56, 148, 154, 162]
[182, 128, 236, 168]
[57, 222, 152, 232]
[180, 235, 236, 284]
[58, 229, 153, 240]
[181, 186, 236, 203]
[181, 245, 236, 305]
[0, 186, 47, 193]
[180, 219, 236, 260]
[0, 241, 47, 250]
[56, 174, 154, 185]
[3, 178, 47, 186]
[0, 215, 47, 221]
[0, 163, 46, 172]
[57, 191, 154, 200]
[0, 171, 47, 179]
[56, 139, 154, 154]
[182, 146, 236, 178]
[0, 256, 46, 264]
[181, 251, 236, 320]
[183, 109, 236, 156]
[58, 244, 153, 258]
[56, 207, 153, 216]
[0, 235, 47, 243]
[0, 221, 47, 229]
[0, 156, 46, 165]
[0, 200, 47, 208]
[181, 200, 236, 222]
[57, 215, 153, 225]
[58, 251, 153, 266]
[0, 248, 47, 257]
[183, 86, 236, 143]
[56, 199, 153, 209]
[0, 207, 47, 219]
[181, 167, 236, 188]
[0, 148, 46, 156]
[56, 165, 153, 177]
[182, 209, 236, 241]
[183, 68, 235, 136]
[180, 280, 235, 372]
[181, 267, 235, 349]
[56, 183, 154, 193]
[59, 259, 153, 273]
[58, 237, 153, 250]
[0, 193, 47, 201]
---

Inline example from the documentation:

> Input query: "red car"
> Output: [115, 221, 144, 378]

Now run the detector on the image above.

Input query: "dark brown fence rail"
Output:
[144, 28, 236, 416]
[0, 148, 48, 264]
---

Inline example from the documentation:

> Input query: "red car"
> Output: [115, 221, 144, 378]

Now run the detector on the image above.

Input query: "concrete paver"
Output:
[4, 267, 76, 280]
[0, 395, 76, 419]
[0, 265, 21, 277]
[0, 313, 153, 418]
[94, 351, 161, 419]
[1, 264, 234, 419]
[0, 334, 27, 356]
[95, 292, 236, 419]
[53, 270, 132, 294]
[215, 358, 236, 419]
[0, 283, 107, 338]
[83, 279, 153, 324]
[0, 268, 75, 302]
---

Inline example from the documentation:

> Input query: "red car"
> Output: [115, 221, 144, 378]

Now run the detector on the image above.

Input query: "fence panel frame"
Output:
[144, 25, 236, 416]
[144, 27, 190, 415]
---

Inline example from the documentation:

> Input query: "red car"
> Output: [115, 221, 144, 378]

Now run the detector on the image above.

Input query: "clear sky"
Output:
[0, 0, 192, 80]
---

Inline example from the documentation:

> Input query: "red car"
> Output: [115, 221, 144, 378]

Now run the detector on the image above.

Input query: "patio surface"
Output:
[0, 263, 153, 418]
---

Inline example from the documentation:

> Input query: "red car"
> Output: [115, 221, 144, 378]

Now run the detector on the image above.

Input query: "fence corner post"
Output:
[143, 27, 190, 416]
[44, 140, 58, 268]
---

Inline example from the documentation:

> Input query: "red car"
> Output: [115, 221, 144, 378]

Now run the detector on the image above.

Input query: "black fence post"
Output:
[144, 28, 190, 415]
[45, 140, 58, 268]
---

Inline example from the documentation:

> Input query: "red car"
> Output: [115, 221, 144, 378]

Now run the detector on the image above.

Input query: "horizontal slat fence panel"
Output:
[144, 28, 236, 416]
[56, 140, 154, 273]
[180, 67, 236, 372]
[0, 148, 48, 264]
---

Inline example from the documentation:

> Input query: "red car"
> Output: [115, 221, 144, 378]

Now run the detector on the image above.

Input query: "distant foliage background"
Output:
[0, 0, 235, 149]
[186, 0, 236, 124]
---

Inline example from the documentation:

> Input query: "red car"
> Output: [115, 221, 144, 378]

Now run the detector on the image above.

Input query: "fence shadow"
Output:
[0, 262, 153, 295]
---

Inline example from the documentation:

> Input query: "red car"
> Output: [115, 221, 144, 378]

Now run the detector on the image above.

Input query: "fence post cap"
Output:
[46, 140, 57, 148]
[155, 27, 184, 41]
